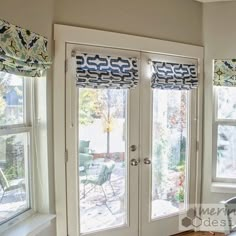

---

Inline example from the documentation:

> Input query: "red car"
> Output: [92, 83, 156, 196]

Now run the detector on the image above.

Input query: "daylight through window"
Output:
[0, 72, 32, 225]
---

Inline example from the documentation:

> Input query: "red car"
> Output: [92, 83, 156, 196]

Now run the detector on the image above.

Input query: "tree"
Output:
[79, 88, 126, 158]
[0, 72, 9, 123]
[79, 89, 100, 125]
[168, 91, 187, 167]
[96, 89, 125, 157]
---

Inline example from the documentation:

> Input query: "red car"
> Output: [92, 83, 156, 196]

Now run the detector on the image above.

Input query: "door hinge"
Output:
[65, 149, 68, 163]
[65, 59, 68, 73]
[196, 141, 199, 152]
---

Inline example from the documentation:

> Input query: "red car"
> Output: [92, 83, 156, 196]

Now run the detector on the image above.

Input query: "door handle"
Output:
[130, 159, 139, 166]
[144, 158, 151, 165]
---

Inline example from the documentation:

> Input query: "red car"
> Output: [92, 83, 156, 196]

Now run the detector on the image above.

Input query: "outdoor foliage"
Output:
[0, 73, 24, 181]
[152, 90, 187, 207]
[79, 89, 126, 156]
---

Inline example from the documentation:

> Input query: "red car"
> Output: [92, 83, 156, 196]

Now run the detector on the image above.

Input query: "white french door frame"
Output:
[65, 43, 141, 236]
[140, 53, 199, 236]
[53, 24, 204, 236]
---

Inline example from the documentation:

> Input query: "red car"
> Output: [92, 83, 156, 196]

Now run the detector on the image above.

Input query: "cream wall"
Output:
[0, 1, 56, 236]
[0, 0, 54, 40]
[0, 0, 203, 235]
[55, 0, 203, 45]
[0, 0, 56, 215]
[202, 2, 236, 204]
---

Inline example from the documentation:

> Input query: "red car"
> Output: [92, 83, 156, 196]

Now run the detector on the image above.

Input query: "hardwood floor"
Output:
[176, 231, 224, 236]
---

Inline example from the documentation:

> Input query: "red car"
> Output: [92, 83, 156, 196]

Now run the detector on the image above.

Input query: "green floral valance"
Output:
[214, 59, 236, 87]
[0, 19, 51, 77]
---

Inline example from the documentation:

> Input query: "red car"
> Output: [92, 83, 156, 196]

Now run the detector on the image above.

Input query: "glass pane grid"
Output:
[0, 72, 31, 225]
[151, 89, 189, 220]
[215, 87, 236, 180]
[0, 132, 30, 224]
[216, 86, 236, 120]
[78, 88, 128, 234]
[216, 125, 236, 179]
[0, 72, 25, 127]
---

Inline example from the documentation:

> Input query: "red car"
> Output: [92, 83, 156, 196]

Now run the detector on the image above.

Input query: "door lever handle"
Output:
[130, 159, 139, 166]
[144, 158, 151, 165]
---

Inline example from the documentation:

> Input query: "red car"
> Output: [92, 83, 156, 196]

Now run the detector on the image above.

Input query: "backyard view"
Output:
[78, 88, 128, 234]
[0, 72, 29, 224]
[151, 89, 189, 219]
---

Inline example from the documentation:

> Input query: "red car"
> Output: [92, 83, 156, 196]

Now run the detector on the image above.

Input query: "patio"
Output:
[79, 161, 126, 233]
[0, 188, 27, 223]
[79, 159, 183, 233]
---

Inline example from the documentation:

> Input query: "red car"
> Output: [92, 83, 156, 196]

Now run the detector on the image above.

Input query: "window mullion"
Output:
[0, 126, 32, 136]
[215, 120, 236, 125]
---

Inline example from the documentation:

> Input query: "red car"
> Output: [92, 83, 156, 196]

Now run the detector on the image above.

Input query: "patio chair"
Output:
[79, 140, 93, 176]
[81, 161, 116, 213]
[221, 196, 236, 235]
[0, 168, 25, 202]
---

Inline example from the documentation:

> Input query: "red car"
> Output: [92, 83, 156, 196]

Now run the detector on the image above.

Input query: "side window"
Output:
[0, 72, 32, 225]
[213, 59, 236, 181]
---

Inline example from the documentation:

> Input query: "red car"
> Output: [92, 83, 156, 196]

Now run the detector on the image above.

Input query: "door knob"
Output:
[130, 145, 137, 152]
[144, 158, 151, 165]
[130, 159, 139, 166]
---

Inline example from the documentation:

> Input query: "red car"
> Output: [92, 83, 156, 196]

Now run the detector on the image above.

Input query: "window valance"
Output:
[75, 53, 139, 89]
[151, 61, 198, 90]
[0, 19, 51, 77]
[214, 59, 236, 87]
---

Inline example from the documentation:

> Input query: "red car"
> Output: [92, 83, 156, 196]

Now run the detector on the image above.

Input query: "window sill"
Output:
[211, 182, 236, 193]
[1, 214, 56, 236]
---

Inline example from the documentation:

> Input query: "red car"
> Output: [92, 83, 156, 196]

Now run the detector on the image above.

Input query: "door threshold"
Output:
[172, 231, 194, 235]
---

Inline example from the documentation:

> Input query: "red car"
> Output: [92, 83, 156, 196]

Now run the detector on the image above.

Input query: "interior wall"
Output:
[0, 0, 54, 40]
[55, 0, 203, 46]
[202, 2, 236, 203]
[0, 0, 203, 235]
[0, 0, 56, 235]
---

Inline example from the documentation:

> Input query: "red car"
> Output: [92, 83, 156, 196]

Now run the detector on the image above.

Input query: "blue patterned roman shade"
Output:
[151, 61, 198, 90]
[0, 19, 51, 77]
[75, 53, 139, 89]
[214, 59, 236, 87]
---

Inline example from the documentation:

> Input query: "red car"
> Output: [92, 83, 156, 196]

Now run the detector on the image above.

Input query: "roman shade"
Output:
[75, 53, 139, 89]
[151, 60, 198, 90]
[214, 59, 236, 87]
[0, 19, 51, 77]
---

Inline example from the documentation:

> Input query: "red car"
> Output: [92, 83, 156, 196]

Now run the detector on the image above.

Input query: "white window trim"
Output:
[0, 77, 35, 233]
[211, 182, 236, 193]
[0, 75, 53, 234]
[53, 24, 204, 236]
[1, 213, 55, 236]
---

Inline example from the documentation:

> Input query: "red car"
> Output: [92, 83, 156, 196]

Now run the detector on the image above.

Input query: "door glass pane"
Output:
[217, 125, 236, 179]
[151, 89, 189, 219]
[217, 86, 236, 120]
[0, 132, 30, 224]
[0, 72, 24, 126]
[78, 88, 128, 234]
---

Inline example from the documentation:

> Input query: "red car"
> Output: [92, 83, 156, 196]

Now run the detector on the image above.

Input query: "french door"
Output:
[65, 44, 199, 236]
[140, 53, 198, 236]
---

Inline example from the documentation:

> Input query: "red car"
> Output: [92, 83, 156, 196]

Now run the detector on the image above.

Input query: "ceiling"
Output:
[195, 0, 236, 2]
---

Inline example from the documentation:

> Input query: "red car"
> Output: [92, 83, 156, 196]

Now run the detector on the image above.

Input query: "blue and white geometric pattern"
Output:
[76, 53, 139, 89]
[214, 59, 236, 87]
[151, 61, 198, 90]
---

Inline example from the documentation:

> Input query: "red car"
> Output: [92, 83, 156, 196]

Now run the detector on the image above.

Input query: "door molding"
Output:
[53, 24, 204, 236]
